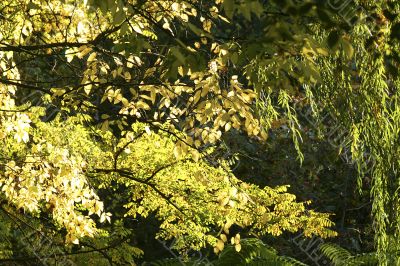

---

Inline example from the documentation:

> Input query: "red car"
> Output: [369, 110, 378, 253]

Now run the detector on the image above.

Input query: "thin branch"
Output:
[144, 159, 188, 183]
[0, 78, 50, 93]
[0, 12, 130, 53]
[113, 131, 145, 170]
[0, 241, 124, 263]
[0, 41, 89, 52]
[93, 168, 186, 216]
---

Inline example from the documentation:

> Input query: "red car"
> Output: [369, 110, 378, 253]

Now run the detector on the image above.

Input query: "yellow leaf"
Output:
[215, 239, 224, 251]
[234, 233, 240, 244]
[180, 13, 189, 22]
[162, 21, 171, 32]
[84, 84, 92, 95]
[203, 20, 212, 32]
[78, 46, 92, 59]
[235, 244, 241, 252]
[87, 52, 97, 62]
[173, 144, 181, 159]
[145, 126, 151, 135]
[191, 150, 200, 161]
[193, 90, 201, 104]
[227, 91, 235, 97]
[220, 196, 229, 206]
[194, 140, 201, 148]
[124, 72, 131, 80]
[178, 66, 184, 76]
[225, 122, 231, 131]
[220, 234, 227, 242]
[171, 2, 180, 11]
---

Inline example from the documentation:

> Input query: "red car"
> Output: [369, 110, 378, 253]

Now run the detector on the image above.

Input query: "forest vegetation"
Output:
[1, 0, 400, 265]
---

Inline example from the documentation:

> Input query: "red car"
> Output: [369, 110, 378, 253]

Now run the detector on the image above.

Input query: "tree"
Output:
[0, 0, 340, 264]
[4, 0, 400, 265]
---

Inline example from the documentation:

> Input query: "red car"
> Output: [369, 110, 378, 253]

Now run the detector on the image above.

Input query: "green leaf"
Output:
[222, 0, 235, 19]
[341, 39, 354, 59]
[170, 47, 186, 64]
[113, 10, 125, 25]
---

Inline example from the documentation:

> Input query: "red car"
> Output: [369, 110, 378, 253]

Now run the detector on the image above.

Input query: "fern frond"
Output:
[346, 252, 377, 266]
[319, 243, 351, 266]
[277, 256, 308, 266]
[320, 243, 379, 266]
[145, 257, 202, 266]
[216, 238, 307, 266]
[146, 239, 309, 266]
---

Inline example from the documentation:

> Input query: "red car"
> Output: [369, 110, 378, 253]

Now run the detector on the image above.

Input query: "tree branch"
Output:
[93, 168, 186, 216]
[0, 78, 51, 93]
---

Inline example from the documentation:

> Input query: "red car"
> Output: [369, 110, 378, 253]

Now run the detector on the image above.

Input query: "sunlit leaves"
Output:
[0, 81, 109, 244]
[0, 0, 346, 261]
[69, 122, 335, 253]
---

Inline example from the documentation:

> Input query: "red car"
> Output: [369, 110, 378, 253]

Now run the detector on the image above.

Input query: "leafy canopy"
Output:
[0, 0, 340, 263]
